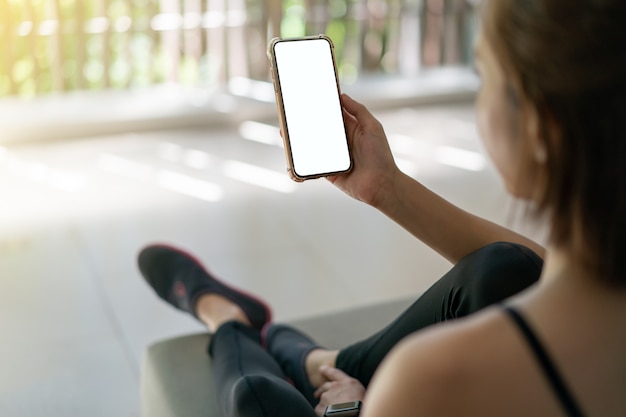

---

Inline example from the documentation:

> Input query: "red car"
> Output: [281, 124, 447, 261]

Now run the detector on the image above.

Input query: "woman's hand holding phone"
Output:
[327, 94, 400, 208]
[267, 36, 399, 206]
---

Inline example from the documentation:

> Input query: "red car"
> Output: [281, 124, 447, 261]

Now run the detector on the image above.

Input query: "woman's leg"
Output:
[335, 241, 543, 386]
[266, 242, 543, 399]
[138, 245, 316, 417]
[209, 321, 316, 417]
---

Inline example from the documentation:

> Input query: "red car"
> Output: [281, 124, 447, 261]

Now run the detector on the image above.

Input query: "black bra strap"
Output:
[503, 306, 587, 417]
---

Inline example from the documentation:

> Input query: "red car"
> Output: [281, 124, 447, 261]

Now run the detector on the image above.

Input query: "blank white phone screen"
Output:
[274, 38, 350, 178]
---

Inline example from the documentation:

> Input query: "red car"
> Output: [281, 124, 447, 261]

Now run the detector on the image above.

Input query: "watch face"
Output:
[324, 401, 361, 416]
[325, 410, 359, 417]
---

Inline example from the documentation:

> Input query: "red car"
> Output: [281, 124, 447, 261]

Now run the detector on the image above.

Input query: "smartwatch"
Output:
[323, 401, 362, 417]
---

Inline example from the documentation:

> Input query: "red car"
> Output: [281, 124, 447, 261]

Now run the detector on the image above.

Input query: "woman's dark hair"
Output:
[482, 0, 626, 286]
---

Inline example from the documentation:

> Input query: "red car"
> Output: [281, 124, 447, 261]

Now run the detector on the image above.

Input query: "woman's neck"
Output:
[539, 246, 580, 286]
[529, 245, 626, 313]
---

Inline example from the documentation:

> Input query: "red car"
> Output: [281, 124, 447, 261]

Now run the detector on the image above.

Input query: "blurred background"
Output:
[0, 1, 541, 416]
[1, 0, 477, 96]
[0, 0, 480, 142]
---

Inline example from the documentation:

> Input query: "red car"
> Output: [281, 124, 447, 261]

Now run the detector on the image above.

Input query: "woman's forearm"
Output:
[375, 171, 545, 264]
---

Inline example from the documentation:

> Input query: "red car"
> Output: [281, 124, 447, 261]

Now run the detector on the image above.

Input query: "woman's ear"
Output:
[525, 105, 549, 165]
[534, 140, 548, 164]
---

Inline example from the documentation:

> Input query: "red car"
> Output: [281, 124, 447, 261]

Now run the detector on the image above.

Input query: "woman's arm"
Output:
[378, 171, 545, 263]
[330, 95, 545, 264]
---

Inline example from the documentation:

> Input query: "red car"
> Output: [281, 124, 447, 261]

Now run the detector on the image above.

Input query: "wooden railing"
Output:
[0, 0, 478, 98]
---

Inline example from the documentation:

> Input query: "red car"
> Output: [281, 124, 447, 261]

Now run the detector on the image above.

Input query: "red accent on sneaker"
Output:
[174, 281, 186, 298]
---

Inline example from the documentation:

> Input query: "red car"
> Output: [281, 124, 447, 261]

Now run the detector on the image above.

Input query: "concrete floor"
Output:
[0, 100, 540, 416]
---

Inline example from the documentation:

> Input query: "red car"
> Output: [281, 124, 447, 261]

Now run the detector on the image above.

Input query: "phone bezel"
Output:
[267, 34, 353, 182]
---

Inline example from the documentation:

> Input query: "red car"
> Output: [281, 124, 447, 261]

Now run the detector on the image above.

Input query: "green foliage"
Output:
[0, 0, 477, 97]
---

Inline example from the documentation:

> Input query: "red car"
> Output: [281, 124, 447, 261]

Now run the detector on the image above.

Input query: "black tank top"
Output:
[503, 306, 587, 417]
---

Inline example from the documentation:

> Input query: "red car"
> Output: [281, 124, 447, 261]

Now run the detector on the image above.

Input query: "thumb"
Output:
[341, 94, 379, 130]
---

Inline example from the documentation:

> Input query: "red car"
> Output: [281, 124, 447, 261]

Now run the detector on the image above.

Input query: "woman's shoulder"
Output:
[361, 306, 531, 417]
[394, 305, 519, 390]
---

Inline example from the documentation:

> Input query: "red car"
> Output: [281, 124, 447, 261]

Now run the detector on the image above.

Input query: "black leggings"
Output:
[209, 242, 543, 417]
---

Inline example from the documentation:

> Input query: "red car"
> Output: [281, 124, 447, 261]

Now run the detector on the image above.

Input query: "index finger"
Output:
[319, 365, 351, 382]
[341, 94, 381, 131]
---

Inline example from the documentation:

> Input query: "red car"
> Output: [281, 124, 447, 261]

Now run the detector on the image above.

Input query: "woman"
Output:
[139, 0, 626, 415]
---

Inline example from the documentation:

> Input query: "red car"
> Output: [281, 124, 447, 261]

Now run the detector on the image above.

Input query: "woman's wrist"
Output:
[369, 168, 407, 212]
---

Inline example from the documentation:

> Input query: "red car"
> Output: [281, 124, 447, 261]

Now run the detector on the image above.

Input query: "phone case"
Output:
[267, 35, 351, 182]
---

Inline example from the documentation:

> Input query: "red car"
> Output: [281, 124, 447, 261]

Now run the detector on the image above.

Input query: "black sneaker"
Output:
[137, 244, 272, 330]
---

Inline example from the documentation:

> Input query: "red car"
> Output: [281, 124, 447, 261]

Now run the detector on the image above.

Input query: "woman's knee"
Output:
[228, 374, 315, 417]
[464, 242, 542, 302]
[472, 241, 541, 275]
[442, 242, 542, 314]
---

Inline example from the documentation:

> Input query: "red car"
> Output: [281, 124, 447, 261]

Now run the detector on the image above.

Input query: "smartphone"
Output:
[268, 35, 352, 182]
